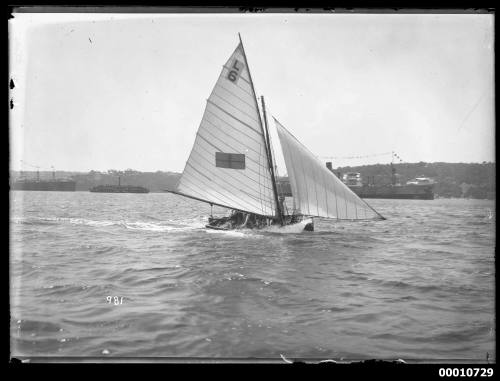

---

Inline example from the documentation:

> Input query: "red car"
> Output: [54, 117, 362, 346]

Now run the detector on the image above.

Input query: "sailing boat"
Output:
[167, 35, 385, 232]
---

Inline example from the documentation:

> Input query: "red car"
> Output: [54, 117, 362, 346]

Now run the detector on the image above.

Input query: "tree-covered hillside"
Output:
[333, 162, 495, 199]
[10, 162, 495, 199]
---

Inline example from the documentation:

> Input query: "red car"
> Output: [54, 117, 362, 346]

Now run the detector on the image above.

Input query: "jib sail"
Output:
[274, 118, 385, 221]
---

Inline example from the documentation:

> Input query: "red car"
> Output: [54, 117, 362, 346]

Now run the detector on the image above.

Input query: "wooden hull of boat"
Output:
[205, 218, 314, 233]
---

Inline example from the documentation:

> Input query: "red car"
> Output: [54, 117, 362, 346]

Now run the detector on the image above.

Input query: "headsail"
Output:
[274, 118, 385, 220]
[174, 41, 276, 217]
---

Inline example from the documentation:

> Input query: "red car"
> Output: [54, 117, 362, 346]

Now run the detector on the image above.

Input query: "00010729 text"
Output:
[438, 368, 494, 377]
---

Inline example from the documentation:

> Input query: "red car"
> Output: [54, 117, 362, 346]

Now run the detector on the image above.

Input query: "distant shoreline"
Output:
[10, 161, 496, 200]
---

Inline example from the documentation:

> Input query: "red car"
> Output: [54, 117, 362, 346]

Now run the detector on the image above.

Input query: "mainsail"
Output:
[274, 118, 385, 221]
[174, 41, 276, 217]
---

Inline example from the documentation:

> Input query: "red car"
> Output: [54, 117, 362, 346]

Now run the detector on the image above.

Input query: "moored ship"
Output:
[11, 169, 76, 191]
[278, 162, 435, 200]
[89, 176, 149, 193]
[11, 178, 76, 191]
[326, 162, 435, 200]
[350, 180, 435, 200]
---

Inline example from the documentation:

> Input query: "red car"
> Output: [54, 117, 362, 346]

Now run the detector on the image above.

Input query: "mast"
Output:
[237, 33, 283, 224]
[261, 96, 284, 225]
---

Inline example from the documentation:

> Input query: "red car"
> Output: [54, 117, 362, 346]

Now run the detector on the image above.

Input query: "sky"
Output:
[9, 11, 495, 175]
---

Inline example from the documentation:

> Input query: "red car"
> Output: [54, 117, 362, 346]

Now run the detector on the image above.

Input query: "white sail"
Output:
[175, 42, 276, 217]
[274, 118, 385, 220]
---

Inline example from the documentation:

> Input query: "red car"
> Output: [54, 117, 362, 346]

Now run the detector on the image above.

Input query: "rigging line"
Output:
[457, 90, 487, 132]
[319, 151, 392, 160]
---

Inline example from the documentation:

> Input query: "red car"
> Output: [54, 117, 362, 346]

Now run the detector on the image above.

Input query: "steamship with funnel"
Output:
[325, 161, 435, 200]
[89, 176, 149, 193]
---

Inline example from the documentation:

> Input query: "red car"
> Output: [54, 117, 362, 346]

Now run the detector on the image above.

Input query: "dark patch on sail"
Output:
[215, 152, 245, 170]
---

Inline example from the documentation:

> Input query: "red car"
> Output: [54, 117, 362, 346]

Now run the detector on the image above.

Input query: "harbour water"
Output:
[10, 191, 495, 361]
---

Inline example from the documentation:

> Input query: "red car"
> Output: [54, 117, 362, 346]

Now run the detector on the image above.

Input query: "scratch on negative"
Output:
[457, 91, 487, 132]
[280, 353, 293, 363]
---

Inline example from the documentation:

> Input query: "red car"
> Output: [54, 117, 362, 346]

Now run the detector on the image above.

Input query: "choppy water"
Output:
[10, 191, 495, 361]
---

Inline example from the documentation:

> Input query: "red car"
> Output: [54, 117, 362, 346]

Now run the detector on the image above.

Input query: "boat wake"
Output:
[13, 216, 205, 233]
[259, 218, 314, 234]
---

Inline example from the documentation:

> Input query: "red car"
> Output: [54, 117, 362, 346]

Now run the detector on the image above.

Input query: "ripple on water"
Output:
[9, 193, 495, 360]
